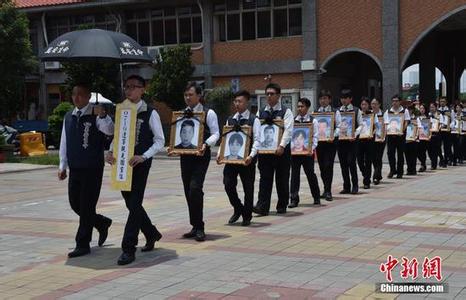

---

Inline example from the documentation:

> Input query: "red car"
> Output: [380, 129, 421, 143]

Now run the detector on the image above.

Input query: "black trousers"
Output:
[121, 162, 158, 254]
[68, 167, 111, 249]
[256, 145, 291, 213]
[386, 135, 405, 175]
[357, 139, 374, 186]
[372, 142, 385, 181]
[440, 132, 453, 164]
[337, 141, 358, 191]
[418, 141, 428, 167]
[451, 134, 460, 163]
[316, 142, 337, 193]
[461, 135, 466, 161]
[404, 141, 418, 174]
[180, 150, 210, 230]
[223, 161, 256, 220]
[428, 134, 442, 169]
[290, 155, 320, 202]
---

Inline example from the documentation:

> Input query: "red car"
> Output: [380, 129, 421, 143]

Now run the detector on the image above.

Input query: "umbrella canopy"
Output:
[40, 29, 153, 63]
[90, 93, 113, 104]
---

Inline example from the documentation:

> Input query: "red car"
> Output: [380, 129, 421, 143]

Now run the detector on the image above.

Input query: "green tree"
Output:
[0, 0, 36, 120]
[204, 86, 234, 132]
[47, 101, 74, 146]
[147, 45, 194, 110]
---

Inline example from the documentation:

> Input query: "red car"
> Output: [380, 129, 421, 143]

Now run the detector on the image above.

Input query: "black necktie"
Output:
[300, 117, 305, 123]
[76, 110, 82, 128]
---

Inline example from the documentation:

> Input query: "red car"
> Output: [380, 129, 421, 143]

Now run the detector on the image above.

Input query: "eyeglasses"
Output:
[124, 85, 144, 90]
[266, 92, 278, 96]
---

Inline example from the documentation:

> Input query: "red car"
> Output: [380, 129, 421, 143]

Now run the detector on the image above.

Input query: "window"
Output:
[126, 6, 203, 46]
[214, 0, 302, 42]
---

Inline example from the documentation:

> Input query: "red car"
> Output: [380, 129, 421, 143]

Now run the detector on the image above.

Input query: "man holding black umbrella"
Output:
[58, 83, 114, 258]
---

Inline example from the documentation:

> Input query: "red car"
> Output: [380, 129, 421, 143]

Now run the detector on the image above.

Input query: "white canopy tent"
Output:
[90, 92, 114, 104]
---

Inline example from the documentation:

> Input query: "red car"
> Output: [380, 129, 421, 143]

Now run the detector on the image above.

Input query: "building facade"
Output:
[16, 0, 466, 121]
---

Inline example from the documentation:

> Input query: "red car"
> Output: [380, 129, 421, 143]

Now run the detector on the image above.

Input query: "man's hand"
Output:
[275, 145, 285, 156]
[105, 151, 116, 165]
[58, 169, 67, 180]
[244, 156, 253, 166]
[216, 156, 222, 165]
[197, 143, 207, 156]
[93, 105, 106, 117]
[129, 155, 145, 167]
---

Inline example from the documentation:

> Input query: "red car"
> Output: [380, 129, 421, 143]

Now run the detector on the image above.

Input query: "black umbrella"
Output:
[40, 29, 153, 63]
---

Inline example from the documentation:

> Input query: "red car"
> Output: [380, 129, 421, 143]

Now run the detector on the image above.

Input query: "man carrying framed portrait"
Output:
[289, 98, 320, 208]
[438, 97, 453, 166]
[450, 103, 463, 166]
[428, 102, 444, 170]
[337, 89, 362, 194]
[217, 90, 260, 226]
[356, 97, 375, 189]
[404, 104, 419, 176]
[253, 83, 294, 216]
[312, 89, 341, 201]
[168, 82, 220, 242]
[384, 94, 410, 179]
[371, 98, 386, 184]
[417, 104, 431, 172]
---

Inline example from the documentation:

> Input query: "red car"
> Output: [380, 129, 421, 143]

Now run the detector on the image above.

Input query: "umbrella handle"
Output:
[96, 92, 99, 105]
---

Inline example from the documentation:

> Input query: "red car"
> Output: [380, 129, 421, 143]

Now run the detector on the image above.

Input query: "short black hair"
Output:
[340, 89, 352, 98]
[125, 75, 145, 87]
[292, 129, 306, 140]
[185, 81, 202, 95]
[73, 83, 91, 94]
[391, 94, 400, 101]
[228, 133, 244, 146]
[318, 118, 329, 126]
[360, 96, 370, 105]
[180, 120, 195, 131]
[298, 97, 311, 108]
[264, 125, 275, 132]
[265, 83, 281, 94]
[234, 90, 251, 101]
[371, 97, 381, 104]
[319, 89, 332, 99]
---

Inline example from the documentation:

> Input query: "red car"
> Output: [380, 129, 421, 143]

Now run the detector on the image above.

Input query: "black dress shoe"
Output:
[313, 199, 321, 205]
[339, 189, 350, 194]
[98, 219, 112, 247]
[195, 229, 206, 242]
[68, 248, 90, 258]
[396, 174, 403, 179]
[241, 218, 251, 226]
[228, 212, 241, 224]
[276, 208, 287, 214]
[388, 172, 394, 178]
[320, 193, 326, 199]
[406, 171, 416, 176]
[363, 184, 370, 189]
[252, 206, 268, 216]
[182, 228, 197, 239]
[117, 252, 135, 265]
[373, 179, 380, 185]
[325, 193, 333, 201]
[141, 230, 162, 252]
[431, 166, 437, 170]
[419, 166, 426, 172]
[288, 201, 299, 208]
[351, 187, 358, 194]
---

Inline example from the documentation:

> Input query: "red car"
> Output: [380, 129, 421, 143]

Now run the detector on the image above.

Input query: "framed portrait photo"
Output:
[418, 119, 432, 141]
[359, 114, 374, 139]
[291, 123, 313, 156]
[374, 116, 386, 142]
[218, 126, 251, 165]
[257, 119, 284, 154]
[312, 112, 335, 142]
[386, 114, 404, 136]
[339, 112, 356, 140]
[430, 118, 440, 133]
[441, 115, 451, 132]
[168, 111, 205, 155]
[405, 123, 418, 142]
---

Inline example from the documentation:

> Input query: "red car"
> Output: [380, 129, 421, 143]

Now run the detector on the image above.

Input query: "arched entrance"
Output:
[402, 6, 466, 104]
[320, 49, 382, 107]
[402, 64, 447, 102]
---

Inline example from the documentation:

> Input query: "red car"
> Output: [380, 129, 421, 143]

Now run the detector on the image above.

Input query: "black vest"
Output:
[259, 106, 287, 120]
[135, 105, 154, 167]
[227, 113, 256, 154]
[202, 106, 211, 143]
[295, 115, 314, 124]
[64, 111, 105, 169]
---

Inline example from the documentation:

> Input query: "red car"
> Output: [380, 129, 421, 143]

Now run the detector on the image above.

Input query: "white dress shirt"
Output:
[59, 103, 114, 171]
[228, 110, 261, 158]
[316, 105, 341, 137]
[189, 103, 220, 147]
[257, 102, 294, 147]
[108, 100, 165, 161]
[295, 113, 319, 151]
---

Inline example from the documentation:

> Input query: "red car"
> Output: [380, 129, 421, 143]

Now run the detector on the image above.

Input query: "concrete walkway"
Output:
[0, 160, 465, 299]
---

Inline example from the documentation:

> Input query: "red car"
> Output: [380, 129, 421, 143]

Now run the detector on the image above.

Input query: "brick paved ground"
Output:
[0, 160, 465, 299]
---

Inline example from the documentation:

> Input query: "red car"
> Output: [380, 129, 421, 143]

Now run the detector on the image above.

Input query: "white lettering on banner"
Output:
[44, 40, 70, 55]
[119, 41, 143, 56]
[82, 122, 91, 149]
[116, 110, 131, 182]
